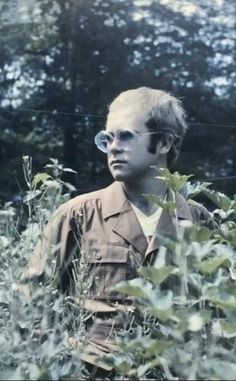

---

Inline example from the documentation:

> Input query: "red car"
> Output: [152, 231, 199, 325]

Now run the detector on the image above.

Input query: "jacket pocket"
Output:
[82, 243, 129, 299]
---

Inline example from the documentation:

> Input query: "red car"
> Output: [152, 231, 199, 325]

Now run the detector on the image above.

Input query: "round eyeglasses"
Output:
[94, 129, 162, 153]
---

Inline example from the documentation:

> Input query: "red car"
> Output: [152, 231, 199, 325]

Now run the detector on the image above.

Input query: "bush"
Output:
[0, 157, 85, 380]
[0, 161, 236, 380]
[105, 170, 236, 380]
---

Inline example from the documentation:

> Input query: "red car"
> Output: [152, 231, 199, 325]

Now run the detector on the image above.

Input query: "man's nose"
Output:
[108, 137, 124, 153]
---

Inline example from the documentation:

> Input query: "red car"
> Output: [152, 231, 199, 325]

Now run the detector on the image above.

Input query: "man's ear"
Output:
[159, 134, 174, 154]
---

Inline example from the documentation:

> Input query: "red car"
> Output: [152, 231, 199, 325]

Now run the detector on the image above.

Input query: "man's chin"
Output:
[111, 170, 128, 182]
[112, 173, 125, 181]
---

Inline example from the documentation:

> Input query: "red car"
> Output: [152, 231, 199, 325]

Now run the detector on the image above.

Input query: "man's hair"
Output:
[109, 86, 188, 167]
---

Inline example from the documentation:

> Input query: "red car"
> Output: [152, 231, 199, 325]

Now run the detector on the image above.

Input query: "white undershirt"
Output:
[130, 202, 163, 238]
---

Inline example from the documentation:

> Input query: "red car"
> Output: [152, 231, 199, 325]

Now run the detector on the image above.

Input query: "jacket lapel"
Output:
[112, 202, 148, 254]
[145, 190, 194, 257]
[101, 182, 147, 254]
[145, 211, 176, 257]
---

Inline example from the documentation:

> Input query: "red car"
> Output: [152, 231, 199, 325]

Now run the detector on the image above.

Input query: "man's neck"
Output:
[122, 177, 168, 217]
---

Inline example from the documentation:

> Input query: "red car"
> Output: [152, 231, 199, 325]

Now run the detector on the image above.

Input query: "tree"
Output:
[0, 0, 235, 201]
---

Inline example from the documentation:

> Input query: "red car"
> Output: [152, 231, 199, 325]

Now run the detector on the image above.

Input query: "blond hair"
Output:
[109, 87, 188, 167]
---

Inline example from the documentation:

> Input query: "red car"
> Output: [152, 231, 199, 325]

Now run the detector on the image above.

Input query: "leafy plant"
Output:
[0, 157, 86, 380]
[104, 171, 236, 380]
[1, 162, 236, 380]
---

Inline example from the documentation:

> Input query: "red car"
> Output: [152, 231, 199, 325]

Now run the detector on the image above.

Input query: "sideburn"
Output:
[145, 117, 162, 154]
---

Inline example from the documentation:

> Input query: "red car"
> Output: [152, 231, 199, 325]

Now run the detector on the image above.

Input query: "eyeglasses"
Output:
[94, 129, 163, 153]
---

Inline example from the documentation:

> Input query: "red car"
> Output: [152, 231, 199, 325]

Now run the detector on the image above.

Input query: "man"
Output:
[20, 87, 213, 377]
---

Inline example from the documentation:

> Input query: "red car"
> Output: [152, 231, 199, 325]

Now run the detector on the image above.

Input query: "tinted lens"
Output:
[94, 131, 113, 153]
[95, 129, 137, 153]
[118, 129, 136, 142]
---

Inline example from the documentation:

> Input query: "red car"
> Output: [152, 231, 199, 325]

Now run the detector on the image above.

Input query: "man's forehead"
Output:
[106, 105, 149, 130]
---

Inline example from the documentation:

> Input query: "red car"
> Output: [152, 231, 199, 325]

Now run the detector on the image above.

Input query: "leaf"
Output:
[32, 172, 51, 188]
[180, 181, 212, 200]
[137, 363, 152, 378]
[187, 273, 202, 292]
[220, 222, 236, 247]
[139, 266, 179, 285]
[209, 295, 236, 311]
[63, 167, 77, 174]
[156, 232, 178, 252]
[0, 289, 9, 305]
[183, 225, 213, 243]
[203, 188, 233, 212]
[153, 245, 167, 268]
[115, 278, 152, 298]
[138, 338, 170, 357]
[233, 195, 236, 210]
[145, 194, 176, 213]
[154, 167, 193, 192]
[62, 181, 76, 191]
[0, 235, 10, 248]
[48, 157, 59, 166]
[221, 221, 236, 232]
[23, 189, 41, 203]
[43, 179, 61, 189]
[175, 348, 192, 364]
[198, 256, 231, 274]
[200, 309, 213, 322]
[110, 354, 134, 373]
[148, 306, 173, 322]
[221, 322, 236, 338]
[123, 335, 170, 357]
[225, 229, 236, 247]
[191, 240, 219, 260]
[194, 226, 213, 242]
[147, 291, 174, 321]
[213, 208, 235, 220]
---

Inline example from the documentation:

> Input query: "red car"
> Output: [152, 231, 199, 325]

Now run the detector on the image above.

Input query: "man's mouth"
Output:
[110, 160, 127, 166]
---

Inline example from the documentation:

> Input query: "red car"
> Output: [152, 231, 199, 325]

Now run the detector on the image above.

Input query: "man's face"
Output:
[106, 104, 166, 182]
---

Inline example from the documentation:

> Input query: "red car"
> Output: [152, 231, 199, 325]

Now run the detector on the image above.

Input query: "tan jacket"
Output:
[20, 181, 214, 369]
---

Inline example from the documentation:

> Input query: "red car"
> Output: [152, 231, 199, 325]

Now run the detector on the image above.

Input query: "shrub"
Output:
[0, 162, 236, 380]
[0, 157, 85, 380]
[105, 170, 236, 380]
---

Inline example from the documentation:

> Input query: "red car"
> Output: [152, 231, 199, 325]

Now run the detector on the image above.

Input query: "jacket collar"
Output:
[102, 181, 129, 219]
[101, 181, 193, 221]
[101, 182, 147, 254]
[101, 181, 193, 256]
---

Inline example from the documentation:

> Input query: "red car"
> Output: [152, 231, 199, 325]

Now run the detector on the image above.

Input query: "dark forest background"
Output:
[0, 0, 235, 203]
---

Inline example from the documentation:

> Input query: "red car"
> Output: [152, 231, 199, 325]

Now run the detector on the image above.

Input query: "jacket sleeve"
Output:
[188, 199, 217, 230]
[18, 201, 78, 297]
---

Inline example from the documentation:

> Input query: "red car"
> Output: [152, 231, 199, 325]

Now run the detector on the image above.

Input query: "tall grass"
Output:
[0, 159, 236, 380]
[0, 157, 86, 380]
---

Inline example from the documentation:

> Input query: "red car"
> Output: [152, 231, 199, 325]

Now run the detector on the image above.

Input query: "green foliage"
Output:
[1, 161, 236, 380]
[104, 173, 236, 380]
[145, 193, 176, 214]
[0, 157, 86, 380]
[180, 181, 212, 200]
[155, 167, 193, 192]
[203, 188, 236, 213]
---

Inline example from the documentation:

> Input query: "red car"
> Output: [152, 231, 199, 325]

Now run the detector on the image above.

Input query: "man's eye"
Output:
[105, 133, 113, 144]
[119, 130, 135, 142]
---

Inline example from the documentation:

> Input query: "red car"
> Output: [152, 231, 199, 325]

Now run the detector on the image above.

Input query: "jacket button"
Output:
[96, 253, 102, 260]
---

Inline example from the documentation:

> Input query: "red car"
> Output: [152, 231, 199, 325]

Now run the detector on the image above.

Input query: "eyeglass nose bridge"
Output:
[106, 132, 125, 153]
